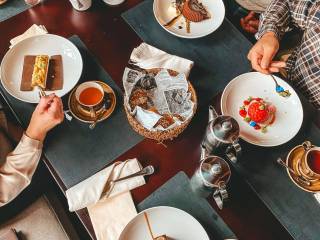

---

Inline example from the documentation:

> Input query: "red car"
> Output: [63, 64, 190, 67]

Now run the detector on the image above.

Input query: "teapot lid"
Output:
[211, 116, 240, 143]
[200, 156, 231, 188]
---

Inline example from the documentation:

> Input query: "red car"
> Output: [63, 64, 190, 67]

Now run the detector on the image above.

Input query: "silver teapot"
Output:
[201, 106, 241, 163]
[191, 155, 231, 209]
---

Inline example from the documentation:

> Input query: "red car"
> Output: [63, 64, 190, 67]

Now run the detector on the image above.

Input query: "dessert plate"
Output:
[119, 206, 209, 240]
[153, 0, 225, 39]
[221, 72, 303, 147]
[0, 34, 83, 103]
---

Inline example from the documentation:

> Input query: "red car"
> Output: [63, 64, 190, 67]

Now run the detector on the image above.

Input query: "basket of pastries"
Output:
[123, 67, 197, 141]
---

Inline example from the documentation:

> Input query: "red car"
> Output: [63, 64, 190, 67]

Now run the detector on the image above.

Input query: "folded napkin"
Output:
[130, 43, 194, 77]
[9, 24, 47, 48]
[88, 191, 137, 240]
[66, 158, 145, 212]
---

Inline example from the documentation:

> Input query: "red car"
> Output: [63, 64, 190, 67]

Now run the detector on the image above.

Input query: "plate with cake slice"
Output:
[0, 34, 82, 103]
[119, 206, 209, 240]
[153, 0, 225, 38]
[221, 72, 303, 147]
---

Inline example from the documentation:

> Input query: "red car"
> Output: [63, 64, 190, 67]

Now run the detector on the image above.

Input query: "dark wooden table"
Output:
[0, 0, 294, 239]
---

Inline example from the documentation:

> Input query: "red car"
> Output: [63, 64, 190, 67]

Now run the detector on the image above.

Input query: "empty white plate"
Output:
[221, 72, 303, 147]
[153, 0, 225, 39]
[0, 34, 83, 103]
[119, 206, 210, 240]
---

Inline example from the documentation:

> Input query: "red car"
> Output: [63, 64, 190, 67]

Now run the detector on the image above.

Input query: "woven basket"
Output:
[124, 68, 197, 141]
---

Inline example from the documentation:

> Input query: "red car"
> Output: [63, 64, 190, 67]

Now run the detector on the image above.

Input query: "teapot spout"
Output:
[208, 105, 219, 122]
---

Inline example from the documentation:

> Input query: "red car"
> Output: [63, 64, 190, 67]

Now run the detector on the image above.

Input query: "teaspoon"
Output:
[276, 158, 311, 186]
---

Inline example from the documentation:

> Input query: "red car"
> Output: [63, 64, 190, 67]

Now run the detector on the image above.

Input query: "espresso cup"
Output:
[75, 82, 105, 116]
[303, 143, 320, 179]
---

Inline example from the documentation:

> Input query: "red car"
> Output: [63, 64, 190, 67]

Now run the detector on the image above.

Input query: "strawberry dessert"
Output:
[239, 97, 276, 133]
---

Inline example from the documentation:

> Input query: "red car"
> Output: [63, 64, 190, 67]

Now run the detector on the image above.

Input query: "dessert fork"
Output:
[270, 75, 291, 98]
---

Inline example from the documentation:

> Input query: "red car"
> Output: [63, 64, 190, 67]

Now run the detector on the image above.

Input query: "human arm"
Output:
[248, 0, 291, 73]
[256, 0, 291, 40]
[0, 94, 64, 206]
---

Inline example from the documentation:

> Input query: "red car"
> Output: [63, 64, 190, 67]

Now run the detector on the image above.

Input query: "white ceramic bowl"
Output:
[0, 34, 83, 103]
[153, 0, 225, 39]
[221, 72, 303, 147]
[119, 206, 210, 240]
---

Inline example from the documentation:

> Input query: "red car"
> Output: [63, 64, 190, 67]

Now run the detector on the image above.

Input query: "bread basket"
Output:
[124, 68, 197, 141]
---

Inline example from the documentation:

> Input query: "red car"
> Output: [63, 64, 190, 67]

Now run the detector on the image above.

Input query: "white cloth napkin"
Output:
[9, 24, 47, 48]
[87, 191, 137, 240]
[66, 158, 145, 212]
[130, 43, 194, 77]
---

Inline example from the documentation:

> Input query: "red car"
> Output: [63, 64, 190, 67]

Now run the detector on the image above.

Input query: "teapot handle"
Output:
[200, 145, 208, 161]
[213, 181, 228, 210]
[225, 140, 242, 163]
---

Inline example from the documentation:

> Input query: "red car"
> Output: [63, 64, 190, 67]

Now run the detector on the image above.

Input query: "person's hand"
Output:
[26, 94, 64, 141]
[240, 11, 259, 34]
[247, 32, 286, 74]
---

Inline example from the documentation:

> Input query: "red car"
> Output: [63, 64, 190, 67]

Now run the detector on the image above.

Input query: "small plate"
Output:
[221, 72, 303, 147]
[153, 0, 225, 39]
[68, 81, 116, 123]
[286, 145, 320, 193]
[119, 206, 209, 240]
[0, 34, 83, 103]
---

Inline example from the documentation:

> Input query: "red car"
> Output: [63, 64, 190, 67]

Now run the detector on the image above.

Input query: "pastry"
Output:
[31, 55, 49, 89]
[239, 97, 276, 133]
[182, 0, 210, 22]
[154, 114, 175, 129]
[129, 88, 149, 110]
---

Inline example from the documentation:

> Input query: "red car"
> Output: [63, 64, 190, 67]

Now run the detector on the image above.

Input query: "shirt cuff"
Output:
[256, 24, 282, 40]
[21, 133, 43, 150]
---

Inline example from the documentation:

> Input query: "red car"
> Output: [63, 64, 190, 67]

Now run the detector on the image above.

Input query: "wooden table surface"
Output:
[0, 0, 294, 239]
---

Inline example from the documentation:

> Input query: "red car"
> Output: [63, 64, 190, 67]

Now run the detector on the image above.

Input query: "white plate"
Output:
[119, 206, 210, 240]
[221, 72, 303, 147]
[153, 0, 225, 39]
[0, 34, 83, 103]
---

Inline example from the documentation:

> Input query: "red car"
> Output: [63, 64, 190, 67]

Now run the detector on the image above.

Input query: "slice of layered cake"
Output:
[182, 0, 210, 22]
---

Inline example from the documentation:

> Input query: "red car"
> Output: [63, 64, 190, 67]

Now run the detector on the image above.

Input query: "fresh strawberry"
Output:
[247, 101, 269, 123]
[239, 109, 247, 117]
[243, 100, 250, 105]
[254, 97, 262, 101]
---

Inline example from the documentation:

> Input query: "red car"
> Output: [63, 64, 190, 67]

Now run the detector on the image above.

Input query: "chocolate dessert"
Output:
[182, 0, 210, 22]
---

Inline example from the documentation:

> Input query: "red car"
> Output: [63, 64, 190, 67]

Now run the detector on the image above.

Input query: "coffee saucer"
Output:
[286, 145, 320, 193]
[68, 81, 116, 123]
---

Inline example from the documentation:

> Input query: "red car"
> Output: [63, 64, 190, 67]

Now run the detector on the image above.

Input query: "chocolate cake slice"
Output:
[182, 0, 210, 22]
